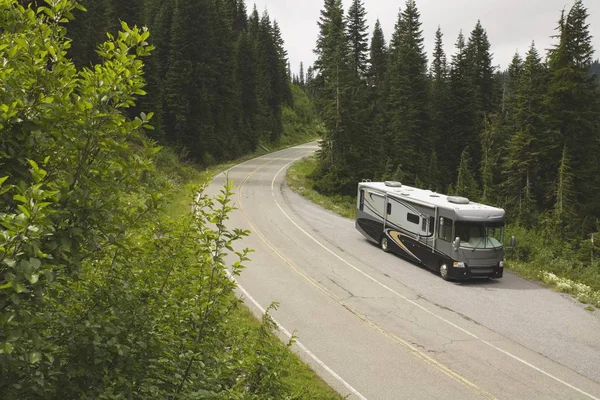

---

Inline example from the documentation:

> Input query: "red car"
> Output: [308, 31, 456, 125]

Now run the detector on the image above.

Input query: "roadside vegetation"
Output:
[0, 1, 340, 398]
[287, 156, 355, 219]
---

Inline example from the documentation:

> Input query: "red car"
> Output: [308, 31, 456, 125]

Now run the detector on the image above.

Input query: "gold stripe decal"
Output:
[389, 231, 422, 263]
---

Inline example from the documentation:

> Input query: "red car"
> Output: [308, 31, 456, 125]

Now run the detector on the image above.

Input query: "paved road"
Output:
[207, 143, 600, 400]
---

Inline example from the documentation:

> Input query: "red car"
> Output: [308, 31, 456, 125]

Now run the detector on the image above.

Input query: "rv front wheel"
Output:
[380, 236, 390, 253]
[439, 263, 450, 281]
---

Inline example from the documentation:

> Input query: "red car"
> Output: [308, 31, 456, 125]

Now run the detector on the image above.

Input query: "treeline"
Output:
[65, 0, 293, 164]
[310, 0, 600, 238]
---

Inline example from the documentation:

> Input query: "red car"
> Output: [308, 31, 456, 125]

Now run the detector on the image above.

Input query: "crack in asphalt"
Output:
[328, 277, 356, 299]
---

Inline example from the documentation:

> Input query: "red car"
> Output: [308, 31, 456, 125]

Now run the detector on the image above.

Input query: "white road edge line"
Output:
[225, 271, 368, 400]
[271, 152, 600, 400]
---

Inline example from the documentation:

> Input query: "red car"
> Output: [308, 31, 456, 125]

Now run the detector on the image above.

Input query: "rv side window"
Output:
[387, 203, 392, 215]
[429, 216, 435, 234]
[407, 213, 419, 225]
[438, 217, 453, 241]
[359, 190, 365, 211]
[421, 218, 427, 232]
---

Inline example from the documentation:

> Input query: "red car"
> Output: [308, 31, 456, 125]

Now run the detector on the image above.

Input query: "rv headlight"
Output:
[453, 261, 466, 268]
[499, 261, 504, 268]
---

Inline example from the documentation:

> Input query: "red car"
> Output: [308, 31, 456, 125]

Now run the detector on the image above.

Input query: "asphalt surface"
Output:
[207, 143, 600, 400]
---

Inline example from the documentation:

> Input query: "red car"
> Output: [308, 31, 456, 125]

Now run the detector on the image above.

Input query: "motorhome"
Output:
[356, 181, 512, 280]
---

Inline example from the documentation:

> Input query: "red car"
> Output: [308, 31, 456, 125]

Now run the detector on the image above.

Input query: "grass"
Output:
[286, 156, 600, 309]
[287, 156, 356, 219]
[230, 306, 343, 400]
[161, 138, 343, 400]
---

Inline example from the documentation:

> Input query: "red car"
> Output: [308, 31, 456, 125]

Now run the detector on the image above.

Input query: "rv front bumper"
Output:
[448, 264, 503, 280]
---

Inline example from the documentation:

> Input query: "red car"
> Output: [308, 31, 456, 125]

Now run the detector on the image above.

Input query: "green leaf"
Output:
[27, 159, 39, 171]
[13, 194, 27, 204]
[17, 204, 31, 218]
[0, 343, 14, 355]
[15, 282, 26, 294]
[0, 176, 8, 186]
[29, 258, 41, 270]
[30, 352, 41, 364]
[0, 282, 12, 290]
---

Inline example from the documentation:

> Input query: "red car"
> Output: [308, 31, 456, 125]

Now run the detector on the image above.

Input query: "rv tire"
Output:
[380, 236, 390, 253]
[439, 263, 451, 281]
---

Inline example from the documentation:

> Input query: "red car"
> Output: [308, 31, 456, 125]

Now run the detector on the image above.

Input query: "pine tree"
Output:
[466, 21, 495, 115]
[479, 115, 502, 205]
[447, 31, 477, 177]
[429, 26, 449, 183]
[503, 52, 523, 122]
[503, 42, 546, 221]
[455, 147, 480, 200]
[346, 0, 369, 79]
[251, 12, 290, 144]
[368, 19, 387, 89]
[313, 0, 370, 193]
[545, 0, 600, 227]
[360, 20, 388, 179]
[313, 0, 352, 167]
[233, 0, 249, 34]
[273, 21, 293, 105]
[387, 0, 430, 181]
[299, 61, 305, 86]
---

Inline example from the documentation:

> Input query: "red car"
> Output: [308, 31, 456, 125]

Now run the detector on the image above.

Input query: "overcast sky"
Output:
[250, 0, 600, 75]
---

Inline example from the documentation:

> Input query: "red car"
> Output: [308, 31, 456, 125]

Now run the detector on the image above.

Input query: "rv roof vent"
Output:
[384, 181, 402, 187]
[447, 196, 470, 205]
[400, 192, 411, 196]
[430, 194, 440, 198]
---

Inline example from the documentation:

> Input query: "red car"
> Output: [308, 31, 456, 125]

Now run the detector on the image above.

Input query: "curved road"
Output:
[207, 143, 600, 400]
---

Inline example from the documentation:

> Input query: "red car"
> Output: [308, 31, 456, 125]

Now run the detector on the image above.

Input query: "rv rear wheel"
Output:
[439, 263, 450, 281]
[380, 236, 390, 253]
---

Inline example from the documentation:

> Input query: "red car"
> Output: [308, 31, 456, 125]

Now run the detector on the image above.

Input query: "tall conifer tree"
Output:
[545, 0, 600, 225]
[387, 0, 430, 181]
[447, 31, 477, 177]
[429, 26, 449, 184]
[466, 21, 495, 115]
[368, 20, 387, 89]
[503, 43, 546, 222]
[346, 0, 369, 79]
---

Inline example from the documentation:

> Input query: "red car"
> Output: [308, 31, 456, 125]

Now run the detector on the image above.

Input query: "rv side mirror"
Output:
[509, 236, 517, 248]
[452, 237, 460, 252]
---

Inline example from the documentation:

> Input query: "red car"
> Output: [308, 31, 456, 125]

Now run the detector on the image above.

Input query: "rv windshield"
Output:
[454, 222, 504, 250]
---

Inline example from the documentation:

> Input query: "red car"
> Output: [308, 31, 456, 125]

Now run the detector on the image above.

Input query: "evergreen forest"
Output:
[64, 0, 299, 164]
